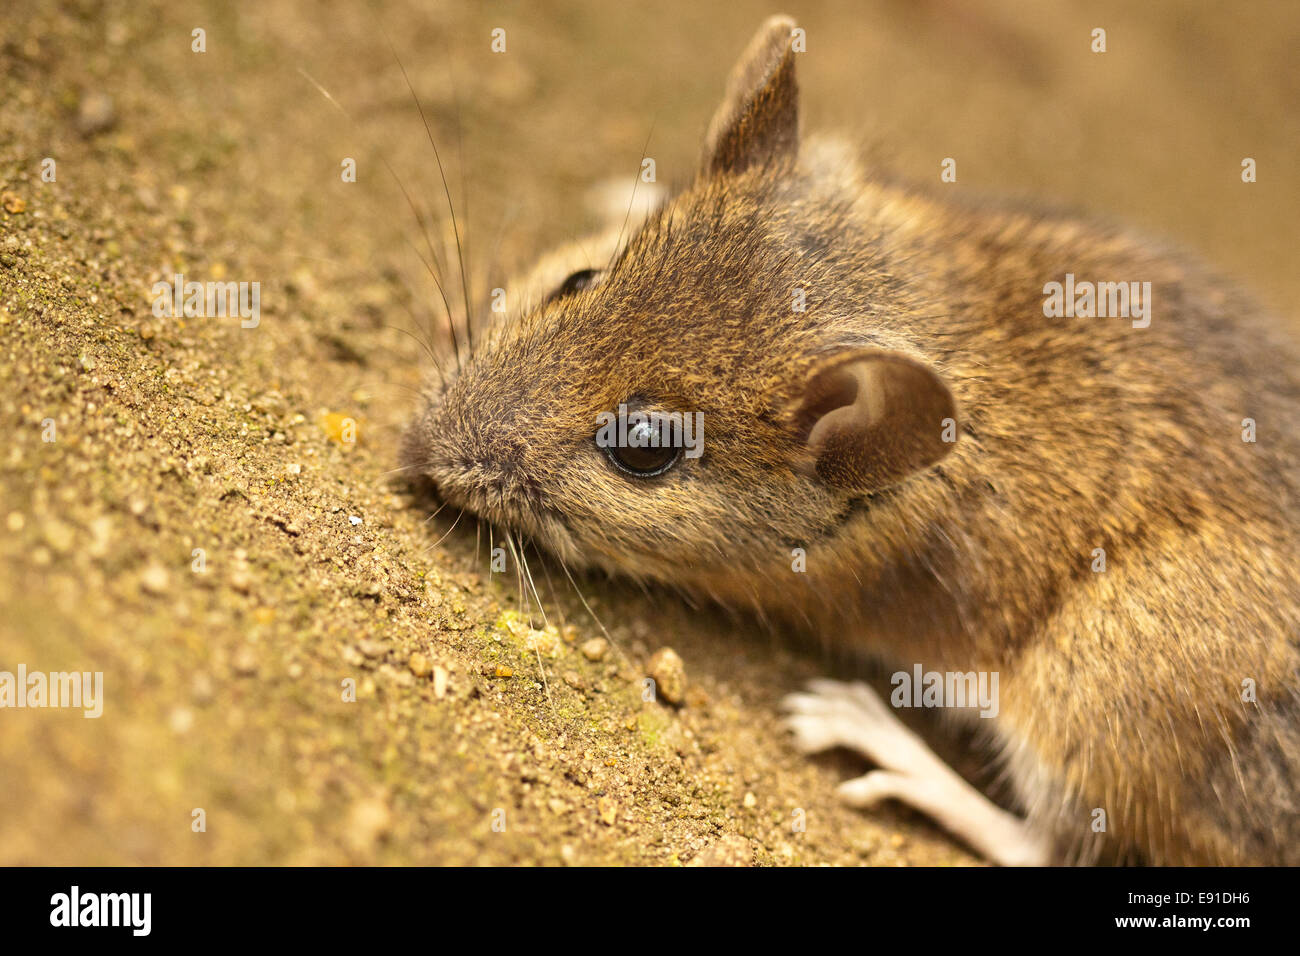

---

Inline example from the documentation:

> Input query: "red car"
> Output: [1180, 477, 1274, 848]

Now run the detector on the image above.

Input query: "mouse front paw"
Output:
[781, 678, 1052, 866]
[782, 678, 941, 775]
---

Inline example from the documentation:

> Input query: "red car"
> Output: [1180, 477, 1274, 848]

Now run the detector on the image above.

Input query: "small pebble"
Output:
[687, 834, 753, 867]
[42, 520, 76, 554]
[168, 706, 194, 734]
[580, 637, 608, 662]
[345, 797, 391, 852]
[191, 672, 215, 704]
[231, 646, 259, 676]
[526, 625, 559, 654]
[140, 563, 170, 594]
[76, 91, 116, 136]
[646, 647, 687, 705]
[597, 796, 618, 826]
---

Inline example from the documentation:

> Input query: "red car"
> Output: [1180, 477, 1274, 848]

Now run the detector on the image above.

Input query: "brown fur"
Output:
[404, 15, 1300, 864]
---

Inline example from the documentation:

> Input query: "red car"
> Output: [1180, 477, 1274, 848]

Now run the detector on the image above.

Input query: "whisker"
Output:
[295, 66, 459, 376]
[349, 378, 426, 401]
[422, 498, 452, 525]
[400, 234, 460, 369]
[387, 307, 448, 392]
[515, 540, 550, 630]
[449, 60, 476, 359]
[387, 38, 474, 375]
[510, 530, 525, 618]
[427, 507, 466, 552]
[382, 322, 439, 368]
[557, 556, 628, 666]
[507, 534, 555, 711]
[375, 461, 425, 480]
[606, 119, 658, 272]
[534, 545, 570, 632]
[476, 198, 520, 355]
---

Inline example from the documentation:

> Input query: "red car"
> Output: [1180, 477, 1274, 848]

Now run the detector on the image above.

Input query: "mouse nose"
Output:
[429, 417, 545, 509]
[422, 374, 553, 502]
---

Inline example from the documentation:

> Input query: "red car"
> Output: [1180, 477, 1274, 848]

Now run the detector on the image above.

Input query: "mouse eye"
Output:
[548, 268, 600, 302]
[598, 412, 683, 478]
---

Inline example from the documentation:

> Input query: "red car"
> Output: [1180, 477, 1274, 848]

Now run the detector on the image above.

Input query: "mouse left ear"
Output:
[791, 348, 959, 493]
[701, 15, 800, 176]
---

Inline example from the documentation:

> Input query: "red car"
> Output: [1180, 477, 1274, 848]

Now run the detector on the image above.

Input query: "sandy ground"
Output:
[1, 0, 1295, 865]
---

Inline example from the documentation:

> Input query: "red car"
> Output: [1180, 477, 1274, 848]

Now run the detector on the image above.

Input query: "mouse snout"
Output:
[427, 412, 547, 514]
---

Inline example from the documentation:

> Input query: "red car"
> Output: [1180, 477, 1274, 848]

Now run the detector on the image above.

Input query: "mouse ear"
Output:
[701, 15, 800, 176]
[792, 348, 959, 493]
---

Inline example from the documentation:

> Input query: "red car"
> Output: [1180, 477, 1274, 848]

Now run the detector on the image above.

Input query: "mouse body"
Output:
[404, 16, 1300, 865]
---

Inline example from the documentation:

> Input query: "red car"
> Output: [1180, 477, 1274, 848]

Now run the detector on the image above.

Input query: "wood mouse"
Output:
[402, 15, 1300, 865]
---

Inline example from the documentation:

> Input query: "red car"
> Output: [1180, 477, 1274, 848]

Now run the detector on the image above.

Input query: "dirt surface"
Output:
[2, 0, 1295, 866]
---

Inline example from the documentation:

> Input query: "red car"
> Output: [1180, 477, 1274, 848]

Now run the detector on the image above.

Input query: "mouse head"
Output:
[404, 16, 959, 590]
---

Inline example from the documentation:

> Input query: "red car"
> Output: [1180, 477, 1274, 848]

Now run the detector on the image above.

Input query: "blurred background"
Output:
[1, 0, 1296, 865]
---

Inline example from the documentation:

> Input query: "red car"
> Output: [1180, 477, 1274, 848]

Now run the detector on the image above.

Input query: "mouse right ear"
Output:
[792, 348, 959, 493]
[701, 15, 800, 177]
